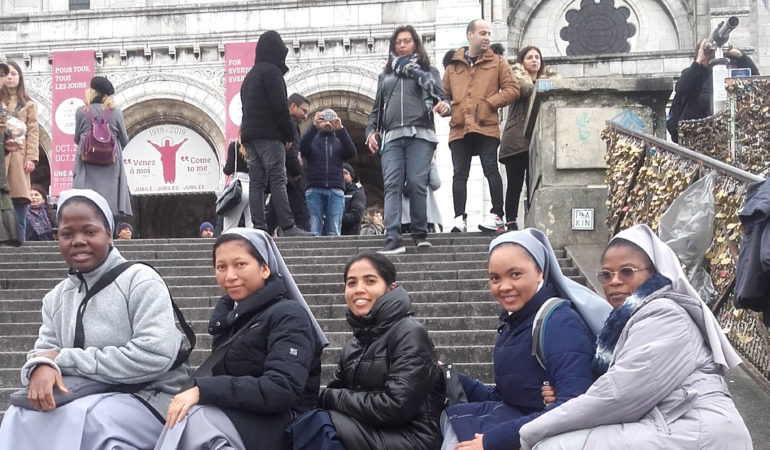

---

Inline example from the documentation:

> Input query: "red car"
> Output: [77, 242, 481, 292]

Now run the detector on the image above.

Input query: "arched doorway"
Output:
[121, 98, 225, 238]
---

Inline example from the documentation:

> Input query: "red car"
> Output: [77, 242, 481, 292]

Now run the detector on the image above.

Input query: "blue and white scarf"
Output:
[591, 273, 671, 375]
[391, 53, 443, 107]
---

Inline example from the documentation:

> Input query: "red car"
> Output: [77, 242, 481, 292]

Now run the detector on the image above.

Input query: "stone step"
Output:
[0, 290, 494, 311]
[0, 250, 490, 265]
[0, 315, 501, 336]
[0, 266, 581, 290]
[0, 301, 502, 322]
[0, 280, 494, 301]
[0, 344, 495, 389]
[0, 361, 498, 403]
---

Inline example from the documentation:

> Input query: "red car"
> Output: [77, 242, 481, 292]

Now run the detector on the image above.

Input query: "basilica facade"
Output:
[2, 0, 767, 236]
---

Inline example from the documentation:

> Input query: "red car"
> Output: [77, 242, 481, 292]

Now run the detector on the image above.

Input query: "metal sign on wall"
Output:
[122, 124, 220, 195]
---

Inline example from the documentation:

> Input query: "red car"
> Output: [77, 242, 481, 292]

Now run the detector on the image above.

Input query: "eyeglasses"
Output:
[395, 38, 413, 46]
[596, 267, 649, 284]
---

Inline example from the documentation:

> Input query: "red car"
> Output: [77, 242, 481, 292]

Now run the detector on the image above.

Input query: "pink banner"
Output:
[50, 50, 94, 197]
[225, 42, 257, 148]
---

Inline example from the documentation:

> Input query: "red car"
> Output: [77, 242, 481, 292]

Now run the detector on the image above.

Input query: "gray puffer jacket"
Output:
[519, 285, 752, 449]
[21, 248, 189, 418]
[365, 67, 447, 138]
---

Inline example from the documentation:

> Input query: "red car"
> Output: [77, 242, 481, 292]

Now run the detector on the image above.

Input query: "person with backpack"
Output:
[0, 189, 190, 449]
[521, 224, 751, 450]
[440, 229, 610, 450]
[72, 76, 132, 217]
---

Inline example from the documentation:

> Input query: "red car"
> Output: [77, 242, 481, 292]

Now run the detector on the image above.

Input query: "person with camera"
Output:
[365, 25, 450, 254]
[668, 38, 759, 142]
[300, 108, 356, 236]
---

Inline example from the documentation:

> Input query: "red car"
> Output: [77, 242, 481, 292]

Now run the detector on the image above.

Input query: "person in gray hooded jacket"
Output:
[0, 188, 188, 450]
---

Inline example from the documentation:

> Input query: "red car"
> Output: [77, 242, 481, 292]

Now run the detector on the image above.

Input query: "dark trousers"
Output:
[502, 152, 528, 224]
[449, 133, 504, 218]
[266, 177, 310, 233]
[244, 139, 295, 231]
[13, 201, 27, 243]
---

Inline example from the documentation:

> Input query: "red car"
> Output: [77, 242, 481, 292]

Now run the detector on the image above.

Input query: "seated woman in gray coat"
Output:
[520, 224, 752, 450]
[0, 189, 188, 450]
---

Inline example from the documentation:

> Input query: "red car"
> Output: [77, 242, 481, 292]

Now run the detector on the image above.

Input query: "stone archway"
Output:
[117, 91, 225, 238]
[285, 64, 384, 209]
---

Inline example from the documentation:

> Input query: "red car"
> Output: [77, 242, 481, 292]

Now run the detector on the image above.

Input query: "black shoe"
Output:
[282, 226, 313, 237]
[377, 239, 406, 255]
[414, 236, 432, 249]
[506, 221, 519, 231]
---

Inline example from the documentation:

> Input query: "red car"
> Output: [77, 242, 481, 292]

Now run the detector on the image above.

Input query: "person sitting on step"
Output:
[520, 224, 752, 450]
[442, 229, 610, 450]
[155, 228, 327, 450]
[0, 188, 189, 450]
[288, 252, 445, 450]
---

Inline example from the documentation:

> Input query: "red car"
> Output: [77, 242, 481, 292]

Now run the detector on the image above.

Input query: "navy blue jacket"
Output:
[449, 284, 595, 450]
[736, 177, 770, 325]
[196, 276, 323, 449]
[299, 127, 356, 191]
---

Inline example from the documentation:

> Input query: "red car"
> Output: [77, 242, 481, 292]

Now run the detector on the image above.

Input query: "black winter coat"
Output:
[342, 180, 366, 235]
[299, 127, 357, 191]
[196, 276, 323, 450]
[240, 30, 294, 144]
[319, 286, 444, 450]
[223, 141, 249, 175]
[670, 55, 759, 142]
[736, 177, 770, 325]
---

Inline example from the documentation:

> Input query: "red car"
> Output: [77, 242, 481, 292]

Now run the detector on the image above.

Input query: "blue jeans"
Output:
[13, 202, 27, 243]
[305, 187, 344, 236]
[380, 137, 436, 242]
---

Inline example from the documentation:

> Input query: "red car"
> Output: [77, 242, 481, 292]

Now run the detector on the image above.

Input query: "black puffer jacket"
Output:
[196, 275, 323, 450]
[319, 286, 444, 450]
[240, 30, 294, 144]
[342, 179, 366, 235]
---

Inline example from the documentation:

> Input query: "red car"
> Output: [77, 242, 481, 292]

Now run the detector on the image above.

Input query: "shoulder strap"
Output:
[83, 106, 112, 124]
[73, 261, 135, 349]
[531, 297, 570, 370]
[133, 262, 196, 369]
[74, 261, 196, 369]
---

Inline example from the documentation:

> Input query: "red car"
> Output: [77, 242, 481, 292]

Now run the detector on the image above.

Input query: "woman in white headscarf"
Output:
[155, 228, 328, 450]
[520, 224, 752, 450]
[0, 188, 188, 449]
[442, 229, 611, 450]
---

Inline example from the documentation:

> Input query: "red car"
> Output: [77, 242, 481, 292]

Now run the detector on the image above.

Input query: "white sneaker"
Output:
[479, 214, 505, 232]
[451, 215, 467, 233]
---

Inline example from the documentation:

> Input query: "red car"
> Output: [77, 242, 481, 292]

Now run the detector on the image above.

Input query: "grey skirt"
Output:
[154, 405, 245, 450]
[0, 392, 163, 450]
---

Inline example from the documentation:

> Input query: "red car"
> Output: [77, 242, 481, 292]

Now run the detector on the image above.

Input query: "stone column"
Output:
[524, 77, 672, 247]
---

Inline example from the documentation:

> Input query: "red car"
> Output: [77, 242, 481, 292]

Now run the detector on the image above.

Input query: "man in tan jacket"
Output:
[443, 19, 518, 232]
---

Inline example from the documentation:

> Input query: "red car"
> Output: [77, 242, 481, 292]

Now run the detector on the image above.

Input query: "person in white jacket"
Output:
[519, 224, 752, 450]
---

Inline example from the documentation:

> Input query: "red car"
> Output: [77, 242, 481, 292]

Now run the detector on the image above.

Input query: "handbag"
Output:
[216, 142, 243, 215]
[10, 376, 115, 409]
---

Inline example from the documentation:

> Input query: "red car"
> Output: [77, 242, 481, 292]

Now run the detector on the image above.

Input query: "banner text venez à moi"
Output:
[225, 42, 256, 147]
[50, 50, 94, 196]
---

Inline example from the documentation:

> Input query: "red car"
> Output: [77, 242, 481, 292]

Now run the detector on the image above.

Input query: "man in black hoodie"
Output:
[240, 30, 310, 236]
[341, 162, 366, 235]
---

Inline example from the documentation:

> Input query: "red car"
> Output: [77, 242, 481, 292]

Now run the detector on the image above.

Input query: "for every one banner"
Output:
[50, 50, 94, 197]
[224, 42, 257, 148]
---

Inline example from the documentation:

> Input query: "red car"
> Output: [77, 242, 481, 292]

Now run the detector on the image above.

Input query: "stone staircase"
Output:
[0, 233, 585, 414]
